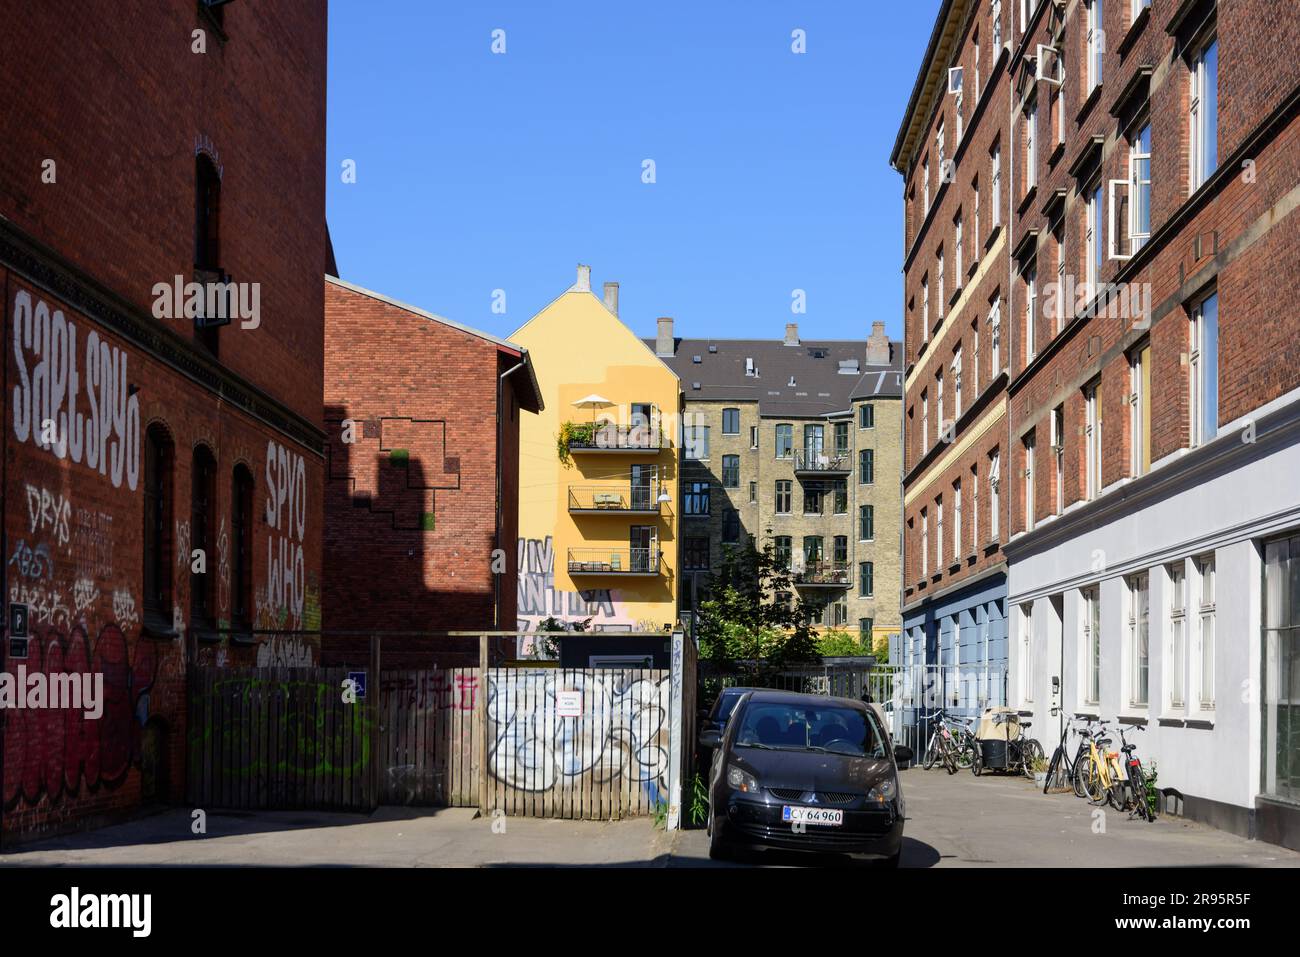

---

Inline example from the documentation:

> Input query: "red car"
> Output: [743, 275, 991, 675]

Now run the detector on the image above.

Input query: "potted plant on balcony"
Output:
[556, 421, 595, 466]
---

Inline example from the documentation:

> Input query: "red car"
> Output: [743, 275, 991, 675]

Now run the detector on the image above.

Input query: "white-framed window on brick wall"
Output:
[1084, 378, 1102, 500]
[1189, 33, 1219, 192]
[988, 449, 1001, 541]
[1086, 0, 1104, 93]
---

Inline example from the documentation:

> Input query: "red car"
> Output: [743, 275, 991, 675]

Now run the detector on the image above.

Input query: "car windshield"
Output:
[715, 691, 745, 725]
[734, 702, 884, 757]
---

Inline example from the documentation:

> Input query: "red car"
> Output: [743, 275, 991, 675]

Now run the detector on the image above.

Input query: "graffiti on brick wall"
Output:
[487, 671, 669, 801]
[10, 290, 141, 490]
[9, 582, 70, 628]
[264, 440, 307, 630]
[2, 625, 161, 810]
[72, 508, 114, 580]
[515, 536, 634, 640]
[216, 516, 230, 616]
[8, 540, 54, 580]
[379, 671, 479, 711]
[25, 484, 72, 549]
[254, 634, 315, 668]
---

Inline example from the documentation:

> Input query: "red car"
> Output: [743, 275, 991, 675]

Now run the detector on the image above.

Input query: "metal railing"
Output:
[567, 547, 661, 574]
[793, 449, 850, 473]
[567, 484, 658, 512]
[567, 423, 663, 452]
[793, 560, 851, 586]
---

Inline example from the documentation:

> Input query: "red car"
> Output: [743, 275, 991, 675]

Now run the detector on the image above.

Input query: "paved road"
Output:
[669, 766, 1300, 867]
[4, 768, 1296, 867]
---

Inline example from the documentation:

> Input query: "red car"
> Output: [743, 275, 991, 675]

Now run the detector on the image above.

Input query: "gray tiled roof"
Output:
[645, 337, 903, 419]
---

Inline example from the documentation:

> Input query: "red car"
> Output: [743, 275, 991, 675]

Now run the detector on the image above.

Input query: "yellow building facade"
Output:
[511, 266, 681, 635]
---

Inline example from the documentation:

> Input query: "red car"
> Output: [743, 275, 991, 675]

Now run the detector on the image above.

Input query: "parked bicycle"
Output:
[1043, 716, 1096, 794]
[1114, 724, 1158, 822]
[921, 709, 963, 774]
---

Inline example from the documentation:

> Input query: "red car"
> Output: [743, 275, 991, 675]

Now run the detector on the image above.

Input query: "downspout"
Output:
[496, 360, 527, 634]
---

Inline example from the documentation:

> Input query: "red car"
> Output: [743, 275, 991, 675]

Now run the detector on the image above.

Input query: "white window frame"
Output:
[1024, 100, 1038, 192]
[1081, 586, 1101, 706]
[922, 274, 930, 340]
[937, 247, 945, 310]
[991, 144, 1002, 228]
[1167, 561, 1187, 712]
[923, 158, 931, 215]
[971, 464, 979, 553]
[972, 177, 981, 258]
[988, 451, 1001, 541]
[1108, 122, 1151, 261]
[1189, 35, 1218, 193]
[936, 497, 945, 568]
[1193, 554, 1216, 712]
[991, 0, 1003, 50]
[1086, 0, 1104, 94]
[1129, 346, 1146, 477]
[953, 480, 963, 559]
[1051, 405, 1064, 515]
[1024, 266, 1037, 364]
[952, 347, 963, 419]
[954, 211, 964, 281]
[989, 299, 1001, 375]
[1084, 379, 1102, 499]
[1021, 601, 1035, 704]
[921, 388, 930, 450]
[936, 369, 945, 440]
[1126, 572, 1150, 709]
[921, 508, 929, 578]
[1023, 432, 1035, 532]
[1189, 292, 1219, 448]
[972, 320, 981, 395]
[1085, 179, 1102, 291]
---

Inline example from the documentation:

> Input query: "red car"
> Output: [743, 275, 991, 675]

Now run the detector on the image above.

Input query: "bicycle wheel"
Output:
[1021, 738, 1045, 779]
[1043, 747, 1064, 794]
[971, 743, 983, 776]
[954, 739, 973, 770]
[923, 735, 939, 770]
[1082, 761, 1108, 806]
[1130, 764, 1156, 821]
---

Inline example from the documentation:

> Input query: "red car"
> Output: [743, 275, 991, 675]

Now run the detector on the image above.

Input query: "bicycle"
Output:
[1076, 721, 1126, 808]
[921, 709, 961, 774]
[1043, 716, 1093, 794]
[1115, 724, 1158, 822]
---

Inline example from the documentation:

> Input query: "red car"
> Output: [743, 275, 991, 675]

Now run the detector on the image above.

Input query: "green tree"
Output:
[696, 543, 818, 664]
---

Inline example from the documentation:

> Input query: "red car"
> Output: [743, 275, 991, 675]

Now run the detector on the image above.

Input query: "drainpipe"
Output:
[496, 360, 527, 635]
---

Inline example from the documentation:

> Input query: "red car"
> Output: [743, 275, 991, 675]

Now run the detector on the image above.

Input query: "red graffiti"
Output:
[2, 625, 159, 810]
[454, 674, 477, 711]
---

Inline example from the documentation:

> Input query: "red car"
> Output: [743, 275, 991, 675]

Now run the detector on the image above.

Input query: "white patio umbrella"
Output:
[572, 393, 613, 424]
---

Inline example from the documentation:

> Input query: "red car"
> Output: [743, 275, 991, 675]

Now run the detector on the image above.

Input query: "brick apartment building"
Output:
[321, 277, 542, 657]
[0, 1, 328, 843]
[893, 0, 1017, 700]
[650, 321, 903, 654]
[997, 0, 1300, 848]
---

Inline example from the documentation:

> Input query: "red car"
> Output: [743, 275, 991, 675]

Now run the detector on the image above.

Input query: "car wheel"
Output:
[708, 809, 730, 861]
[880, 849, 901, 868]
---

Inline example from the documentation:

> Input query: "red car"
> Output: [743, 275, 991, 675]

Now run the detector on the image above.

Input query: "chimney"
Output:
[866, 321, 891, 365]
[656, 317, 675, 357]
[574, 264, 591, 292]
[603, 281, 619, 316]
[784, 322, 799, 346]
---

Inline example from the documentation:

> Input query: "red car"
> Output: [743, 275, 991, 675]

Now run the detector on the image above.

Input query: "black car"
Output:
[699, 689, 911, 866]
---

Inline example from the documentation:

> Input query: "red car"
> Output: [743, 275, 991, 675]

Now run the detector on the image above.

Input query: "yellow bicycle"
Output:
[1077, 723, 1126, 808]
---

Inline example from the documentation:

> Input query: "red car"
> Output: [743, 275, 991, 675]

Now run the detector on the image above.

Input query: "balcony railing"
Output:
[567, 485, 660, 513]
[567, 423, 663, 453]
[792, 561, 852, 587]
[793, 450, 851, 475]
[567, 547, 662, 575]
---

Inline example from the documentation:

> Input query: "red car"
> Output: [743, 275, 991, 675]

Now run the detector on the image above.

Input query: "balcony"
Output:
[567, 485, 661, 515]
[793, 450, 851, 478]
[792, 561, 851, 588]
[566, 422, 663, 455]
[567, 547, 662, 576]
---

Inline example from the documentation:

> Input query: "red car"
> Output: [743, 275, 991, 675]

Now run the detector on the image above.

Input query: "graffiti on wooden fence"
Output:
[487, 671, 669, 802]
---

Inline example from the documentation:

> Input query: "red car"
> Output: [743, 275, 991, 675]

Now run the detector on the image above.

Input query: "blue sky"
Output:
[326, 1, 941, 345]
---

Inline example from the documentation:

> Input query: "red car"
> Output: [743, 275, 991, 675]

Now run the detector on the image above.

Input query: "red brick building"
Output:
[322, 277, 542, 654]
[0, 1, 328, 843]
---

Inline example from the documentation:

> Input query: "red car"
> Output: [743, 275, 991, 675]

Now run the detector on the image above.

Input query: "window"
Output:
[775, 424, 793, 459]
[833, 535, 848, 567]
[1021, 602, 1035, 703]
[1195, 555, 1215, 709]
[1024, 101, 1037, 192]
[749, 425, 759, 449]
[1129, 342, 1151, 476]
[972, 176, 981, 255]
[721, 408, 740, 434]
[833, 479, 848, 514]
[1085, 179, 1102, 291]
[952, 348, 963, 419]
[989, 299, 1001, 374]
[936, 496, 945, 568]
[775, 480, 792, 514]
[1082, 586, 1101, 705]
[954, 211, 964, 280]
[922, 274, 930, 340]
[860, 504, 875, 542]
[920, 508, 929, 577]
[1053, 222, 1066, 332]
[748, 480, 757, 504]
[1264, 534, 1300, 800]
[936, 369, 945, 439]
[971, 463, 980, 552]
[721, 454, 740, 488]
[1024, 266, 1037, 364]
[803, 425, 825, 463]
[684, 538, 711, 571]
[684, 481, 711, 516]
[937, 246, 945, 309]
[859, 404, 875, 429]
[923, 157, 930, 215]
[190, 446, 216, 628]
[988, 449, 1001, 540]
[1086, 0, 1103, 93]
[952, 480, 962, 559]
[936, 119, 946, 182]
[859, 448, 875, 485]
[722, 509, 740, 544]
[991, 142, 1002, 228]
[834, 421, 849, 456]
[1023, 431, 1035, 532]
[231, 464, 253, 629]
[972, 319, 981, 394]
[1130, 123, 1151, 251]
[1127, 573, 1150, 708]
[1085, 379, 1102, 499]
[921, 389, 929, 450]
[1051, 405, 1064, 515]
[195, 153, 223, 354]
[774, 536, 792, 570]
[803, 483, 825, 516]
[685, 424, 710, 460]
[1189, 292, 1219, 447]
[991, 0, 1002, 50]
[142, 426, 173, 627]
[803, 536, 824, 568]
[1130, 0, 1150, 20]
[1168, 561, 1187, 711]
[1189, 35, 1219, 191]
[859, 562, 874, 598]
[859, 618, 875, 644]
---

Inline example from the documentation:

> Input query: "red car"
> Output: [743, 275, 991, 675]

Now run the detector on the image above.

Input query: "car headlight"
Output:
[867, 778, 897, 805]
[726, 764, 761, 793]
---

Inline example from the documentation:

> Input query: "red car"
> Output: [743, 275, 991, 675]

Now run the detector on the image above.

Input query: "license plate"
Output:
[782, 806, 843, 826]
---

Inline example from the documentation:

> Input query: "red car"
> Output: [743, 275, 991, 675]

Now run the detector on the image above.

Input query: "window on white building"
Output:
[1082, 586, 1101, 706]
[1168, 561, 1187, 711]
[1127, 573, 1150, 708]
[1021, 602, 1035, 703]
[1189, 292, 1219, 448]
[1195, 554, 1216, 710]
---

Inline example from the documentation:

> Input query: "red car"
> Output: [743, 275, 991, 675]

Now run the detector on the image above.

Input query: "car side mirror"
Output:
[893, 745, 914, 764]
[699, 729, 722, 750]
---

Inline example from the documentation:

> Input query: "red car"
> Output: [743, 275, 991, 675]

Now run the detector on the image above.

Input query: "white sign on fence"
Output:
[556, 690, 583, 717]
